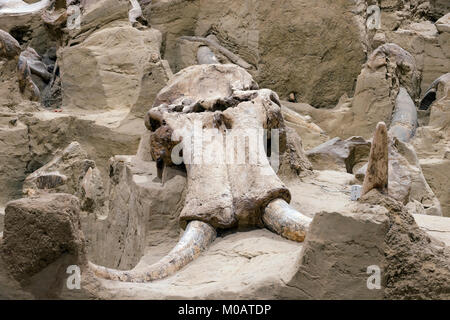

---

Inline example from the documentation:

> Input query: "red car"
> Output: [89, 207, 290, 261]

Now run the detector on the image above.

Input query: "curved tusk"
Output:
[262, 199, 312, 243]
[89, 220, 216, 283]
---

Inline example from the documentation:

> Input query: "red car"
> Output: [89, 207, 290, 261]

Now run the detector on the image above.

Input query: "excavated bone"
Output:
[91, 64, 312, 282]
[20, 47, 52, 82]
[0, 0, 51, 15]
[0, 29, 40, 101]
[197, 46, 219, 65]
[89, 220, 216, 282]
[389, 87, 418, 142]
[0, 29, 21, 60]
[18, 54, 40, 101]
[35, 172, 68, 190]
[180, 36, 253, 69]
[367, 43, 420, 101]
[263, 199, 312, 242]
[362, 122, 389, 196]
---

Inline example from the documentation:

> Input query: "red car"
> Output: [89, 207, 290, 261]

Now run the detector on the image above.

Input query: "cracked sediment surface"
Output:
[87, 229, 303, 300]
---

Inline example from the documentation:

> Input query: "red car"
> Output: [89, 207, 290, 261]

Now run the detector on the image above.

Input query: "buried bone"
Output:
[362, 122, 389, 196]
[389, 87, 418, 143]
[89, 64, 311, 282]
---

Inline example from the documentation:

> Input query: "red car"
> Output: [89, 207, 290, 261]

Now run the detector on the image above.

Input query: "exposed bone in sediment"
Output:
[35, 172, 68, 190]
[180, 36, 253, 69]
[89, 220, 216, 282]
[367, 43, 421, 101]
[20, 48, 52, 82]
[263, 199, 312, 242]
[420, 73, 450, 110]
[197, 46, 219, 65]
[18, 55, 40, 101]
[389, 87, 418, 142]
[0, 0, 51, 15]
[362, 122, 389, 196]
[129, 0, 148, 26]
[0, 29, 21, 60]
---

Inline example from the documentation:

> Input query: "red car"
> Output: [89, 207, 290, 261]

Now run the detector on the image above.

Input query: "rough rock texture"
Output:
[2, 193, 86, 282]
[83, 155, 186, 270]
[0, 1, 55, 56]
[0, 0, 449, 300]
[329, 43, 420, 139]
[356, 136, 442, 215]
[278, 127, 313, 178]
[0, 110, 143, 208]
[147, 0, 366, 108]
[412, 73, 450, 216]
[284, 203, 390, 300]
[0, 113, 31, 205]
[0, 29, 32, 107]
[0, 208, 4, 234]
[306, 136, 370, 173]
[23, 141, 106, 214]
[59, 23, 172, 118]
[361, 190, 450, 300]
[371, 10, 450, 95]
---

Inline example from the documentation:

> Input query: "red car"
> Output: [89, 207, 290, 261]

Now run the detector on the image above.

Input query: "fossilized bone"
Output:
[89, 64, 312, 282]
[389, 87, 418, 142]
[180, 36, 253, 70]
[197, 46, 219, 65]
[0, 0, 51, 15]
[362, 122, 388, 196]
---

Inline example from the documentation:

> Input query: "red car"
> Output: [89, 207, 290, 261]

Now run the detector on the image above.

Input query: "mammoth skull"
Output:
[90, 64, 312, 282]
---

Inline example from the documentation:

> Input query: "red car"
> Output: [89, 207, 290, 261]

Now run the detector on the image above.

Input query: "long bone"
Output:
[89, 220, 216, 282]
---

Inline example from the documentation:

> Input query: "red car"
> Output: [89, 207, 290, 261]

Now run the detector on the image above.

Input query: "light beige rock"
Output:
[414, 214, 450, 246]
[148, 65, 289, 229]
[83, 155, 186, 270]
[23, 141, 106, 214]
[59, 24, 170, 118]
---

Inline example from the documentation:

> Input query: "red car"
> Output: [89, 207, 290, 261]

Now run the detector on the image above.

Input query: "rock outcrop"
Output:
[2, 193, 86, 298]
[0, 0, 449, 301]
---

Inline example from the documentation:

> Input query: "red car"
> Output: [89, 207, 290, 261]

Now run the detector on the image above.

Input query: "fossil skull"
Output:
[89, 64, 312, 282]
